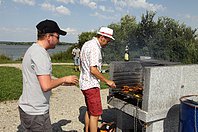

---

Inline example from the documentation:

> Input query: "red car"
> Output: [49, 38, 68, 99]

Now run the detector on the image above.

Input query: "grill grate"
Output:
[109, 60, 179, 109]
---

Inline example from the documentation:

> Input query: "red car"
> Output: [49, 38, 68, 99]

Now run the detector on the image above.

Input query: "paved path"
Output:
[0, 63, 75, 70]
[0, 63, 108, 69]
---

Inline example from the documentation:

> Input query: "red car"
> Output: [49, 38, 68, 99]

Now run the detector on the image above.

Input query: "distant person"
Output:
[79, 27, 116, 132]
[124, 45, 129, 61]
[72, 46, 80, 71]
[18, 19, 78, 132]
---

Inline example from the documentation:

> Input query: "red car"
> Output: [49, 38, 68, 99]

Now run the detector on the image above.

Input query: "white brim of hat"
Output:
[97, 32, 115, 40]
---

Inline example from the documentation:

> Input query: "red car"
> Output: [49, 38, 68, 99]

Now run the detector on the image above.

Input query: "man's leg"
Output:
[78, 65, 81, 71]
[75, 65, 78, 71]
[77, 58, 80, 71]
[89, 115, 99, 132]
[82, 88, 102, 132]
[84, 111, 90, 132]
[74, 57, 78, 71]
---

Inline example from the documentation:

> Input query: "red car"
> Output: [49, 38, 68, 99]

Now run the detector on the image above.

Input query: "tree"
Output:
[103, 15, 138, 62]
[78, 32, 96, 48]
[136, 11, 157, 56]
[156, 17, 198, 63]
[77, 12, 198, 64]
[135, 11, 198, 64]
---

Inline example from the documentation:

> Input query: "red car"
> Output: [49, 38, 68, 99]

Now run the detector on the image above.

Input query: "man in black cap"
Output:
[18, 19, 78, 131]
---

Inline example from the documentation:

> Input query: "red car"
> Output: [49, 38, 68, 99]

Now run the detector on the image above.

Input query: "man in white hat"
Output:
[79, 27, 116, 132]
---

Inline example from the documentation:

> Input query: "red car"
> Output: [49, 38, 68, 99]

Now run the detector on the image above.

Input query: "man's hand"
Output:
[106, 80, 116, 88]
[62, 75, 78, 86]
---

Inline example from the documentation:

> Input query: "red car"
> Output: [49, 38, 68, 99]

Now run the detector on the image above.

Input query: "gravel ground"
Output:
[0, 86, 116, 132]
[0, 64, 117, 132]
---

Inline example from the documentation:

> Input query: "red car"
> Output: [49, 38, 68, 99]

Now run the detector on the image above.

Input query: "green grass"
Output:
[0, 65, 110, 101]
[0, 67, 22, 101]
[52, 65, 80, 77]
[52, 65, 110, 89]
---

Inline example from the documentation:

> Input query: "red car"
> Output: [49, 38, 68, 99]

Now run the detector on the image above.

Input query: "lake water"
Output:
[0, 44, 71, 60]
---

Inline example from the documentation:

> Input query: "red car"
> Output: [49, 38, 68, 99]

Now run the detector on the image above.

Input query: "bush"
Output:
[0, 54, 11, 63]
[51, 45, 77, 63]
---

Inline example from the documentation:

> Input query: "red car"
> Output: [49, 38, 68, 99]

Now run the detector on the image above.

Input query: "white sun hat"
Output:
[97, 27, 115, 40]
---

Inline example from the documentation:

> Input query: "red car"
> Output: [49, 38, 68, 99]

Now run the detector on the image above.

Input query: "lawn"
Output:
[0, 65, 110, 101]
[0, 67, 22, 101]
[52, 65, 110, 89]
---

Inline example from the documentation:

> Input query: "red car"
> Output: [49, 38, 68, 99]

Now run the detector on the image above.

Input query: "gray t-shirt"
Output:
[19, 43, 52, 115]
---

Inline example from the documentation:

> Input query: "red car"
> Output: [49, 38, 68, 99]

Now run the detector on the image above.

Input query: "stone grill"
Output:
[107, 60, 198, 132]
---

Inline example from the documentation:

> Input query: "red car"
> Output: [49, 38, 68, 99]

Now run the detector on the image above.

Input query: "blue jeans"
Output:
[74, 57, 80, 66]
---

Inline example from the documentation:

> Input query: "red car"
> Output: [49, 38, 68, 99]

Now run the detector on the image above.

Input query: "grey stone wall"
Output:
[108, 62, 198, 132]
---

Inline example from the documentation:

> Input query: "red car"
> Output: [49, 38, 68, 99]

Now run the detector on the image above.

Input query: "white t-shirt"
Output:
[79, 37, 102, 90]
[72, 48, 80, 58]
[19, 43, 52, 115]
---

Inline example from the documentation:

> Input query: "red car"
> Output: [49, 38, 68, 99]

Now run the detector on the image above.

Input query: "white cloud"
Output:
[0, 27, 33, 33]
[176, 14, 198, 29]
[57, 0, 75, 4]
[179, 14, 198, 23]
[0, 27, 13, 32]
[80, 0, 97, 9]
[89, 2, 97, 9]
[111, 0, 127, 7]
[56, 5, 71, 15]
[99, 5, 114, 13]
[13, 0, 35, 6]
[41, 2, 56, 11]
[65, 27, 78, 35]
[99, 5, 105, 11]
[111, 0, 165, 12]
[91, 12, 115, 20]
[40, 2, 70, 15]
[183, 14, 198, 22]
[0, 0, 3, 5]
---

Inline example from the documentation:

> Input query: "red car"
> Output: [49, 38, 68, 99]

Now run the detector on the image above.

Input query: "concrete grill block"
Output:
[143, 66, 182, 116]
[180, 65, 198, 96]
[108, 61, 198, 131]
[143, 65, 198, 117]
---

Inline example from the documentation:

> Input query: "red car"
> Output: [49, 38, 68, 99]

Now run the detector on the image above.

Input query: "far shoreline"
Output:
[0, 41, 76, 46]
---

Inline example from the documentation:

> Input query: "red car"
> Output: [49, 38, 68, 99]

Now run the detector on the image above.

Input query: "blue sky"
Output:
[0, 0, 197, 43]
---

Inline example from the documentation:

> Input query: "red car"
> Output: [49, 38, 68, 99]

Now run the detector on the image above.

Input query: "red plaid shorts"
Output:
[82, 87, 103, 116]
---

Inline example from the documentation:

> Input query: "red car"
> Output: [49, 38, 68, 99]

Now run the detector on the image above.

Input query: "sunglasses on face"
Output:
[103, 36, 111, 43]
[50, 34, 60, 40]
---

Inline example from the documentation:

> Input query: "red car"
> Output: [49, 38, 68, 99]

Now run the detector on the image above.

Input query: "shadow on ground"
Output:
[17, 106, 117, 132]
[17, 119, 77, 132]
[78, 106, 117, 125]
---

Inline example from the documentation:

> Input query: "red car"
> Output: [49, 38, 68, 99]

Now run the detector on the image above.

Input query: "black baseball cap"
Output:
[36, 19, 67, 36]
